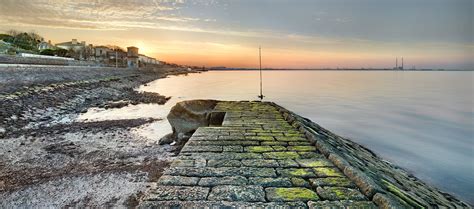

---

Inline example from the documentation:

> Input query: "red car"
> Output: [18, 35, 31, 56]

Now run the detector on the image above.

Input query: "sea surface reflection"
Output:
[139, 70, 473, 204]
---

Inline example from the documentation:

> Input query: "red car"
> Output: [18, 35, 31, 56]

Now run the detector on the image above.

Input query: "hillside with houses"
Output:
[0, 30, 160, 68]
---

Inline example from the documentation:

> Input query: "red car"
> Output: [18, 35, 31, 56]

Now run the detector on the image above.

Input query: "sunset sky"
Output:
[0, 0, 472, 69]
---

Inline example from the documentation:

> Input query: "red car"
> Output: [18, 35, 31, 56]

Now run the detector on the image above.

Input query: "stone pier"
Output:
[140, 101, 469, 208]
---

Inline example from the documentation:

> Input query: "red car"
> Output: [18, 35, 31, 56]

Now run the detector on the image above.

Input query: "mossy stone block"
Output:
[296, 158, 333, 167]
[245, 146, 274, 153]
[277, 168, 317, 178]
[309, 177, 356, 188]
[290, 177, 311, 187]
[316, 187, 367, 201]
[249, 177, 292, 187]
[263, 152, 300, 159]
[246, 136, 275, 141]
[242, 159, 279, 167]
[288, 146, 317, 152]
[313, 167, 345, 177]
[266, 187, 320, 202]
[272, 146, 287, 151]
[278, 159, 300, 167]
[261, 141, 288, 146]
[296, 152, 323, 159]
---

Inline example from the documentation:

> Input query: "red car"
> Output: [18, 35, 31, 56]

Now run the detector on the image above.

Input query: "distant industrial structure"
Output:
[394, 57, 404, 70]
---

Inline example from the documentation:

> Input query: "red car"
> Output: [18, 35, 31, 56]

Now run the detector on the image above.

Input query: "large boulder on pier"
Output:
[159, 100, 219, 145]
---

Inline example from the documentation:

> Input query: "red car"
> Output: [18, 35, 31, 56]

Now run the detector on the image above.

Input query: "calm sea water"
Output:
[139, 70, 473, 204]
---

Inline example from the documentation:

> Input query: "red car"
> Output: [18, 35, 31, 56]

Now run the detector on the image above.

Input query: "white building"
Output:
[93, 46, 112, 60]
[138, 54, 160, 65]
[55, 39, 91, 60]
[56, 39, 86, 51]
[38, 40, 54, 50]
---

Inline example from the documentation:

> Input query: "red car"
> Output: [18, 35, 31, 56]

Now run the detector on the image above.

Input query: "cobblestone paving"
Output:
[141, 102, 377, 208]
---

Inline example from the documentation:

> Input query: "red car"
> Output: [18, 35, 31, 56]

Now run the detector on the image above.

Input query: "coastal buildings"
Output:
[93, 46, 112, 60]
[38, 40, 54, 50]
[139, 54, 160, 66]
[127, 46, 139, 68]
[56, 39, 87, 51]
[1, 31, 161, 66]
[107, 50, 127, 61]
[55, 39, 91, 60]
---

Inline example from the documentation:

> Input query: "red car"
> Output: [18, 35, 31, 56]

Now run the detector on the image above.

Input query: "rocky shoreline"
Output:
[0, 65, 200, 207]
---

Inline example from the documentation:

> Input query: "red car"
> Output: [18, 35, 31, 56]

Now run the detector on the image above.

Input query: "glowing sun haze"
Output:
[0, 0, 472, 69]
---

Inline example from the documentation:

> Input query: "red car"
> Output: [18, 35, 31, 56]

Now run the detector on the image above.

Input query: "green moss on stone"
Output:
[382, 179, 425, 208]
[298, 152, 323, 159]
[287, 146, 316, 152]
[278, 160, 299, 167]
[263, 152, 300, 159]
[313, 167, 344, 177]
[246, 136, 275, 141]
[288, 141, 311, 146]
[272, 146, 287, 151]
[290, 169, 312, 176]
[246, 146, 274, 153]
[269, 187, 319, 201]
[309, 177, 354, 187]
[316, 187, 366, 201]
[261, 141, 287, 146]
[277, 168, 316, 178]
[296, 159, 332, 167]
[285, 133, 305, 137]
[248, 129, 268, 133]
[334, 188, 347, 198]
[290, 178, 310, 187]
[275, 136, 307, 142]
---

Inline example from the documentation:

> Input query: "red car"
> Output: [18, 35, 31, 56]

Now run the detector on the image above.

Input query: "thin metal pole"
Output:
[258, 46, 264, 100]
[259, 47, 262, 96]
